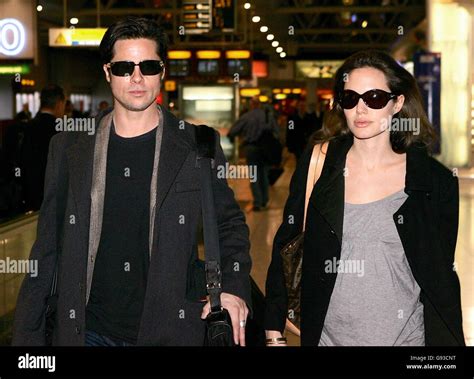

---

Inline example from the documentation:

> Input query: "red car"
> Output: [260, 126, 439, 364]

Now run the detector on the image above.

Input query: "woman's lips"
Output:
[354, 121, 371, 128]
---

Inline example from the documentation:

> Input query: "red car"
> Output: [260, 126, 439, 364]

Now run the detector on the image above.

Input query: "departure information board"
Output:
[213, 0, 235, 32]
[182, 0, 212, 34]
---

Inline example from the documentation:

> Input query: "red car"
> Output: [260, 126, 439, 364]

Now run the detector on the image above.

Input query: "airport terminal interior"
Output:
[0, 0, 473, 347]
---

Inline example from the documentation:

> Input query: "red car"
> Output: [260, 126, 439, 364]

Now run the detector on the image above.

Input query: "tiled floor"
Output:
[230, 153, 474, 346]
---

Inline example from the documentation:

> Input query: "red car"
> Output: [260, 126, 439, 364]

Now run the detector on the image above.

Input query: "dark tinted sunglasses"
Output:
[338, 89, 398, 109]
[107, 60, 165, 76]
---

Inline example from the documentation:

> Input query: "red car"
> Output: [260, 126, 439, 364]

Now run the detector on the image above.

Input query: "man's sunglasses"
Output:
[338, 89, 398, 110]
[107, 60, 165, 76]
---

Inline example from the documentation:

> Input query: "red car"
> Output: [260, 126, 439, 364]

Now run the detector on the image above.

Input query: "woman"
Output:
[264, 50, 465, 346]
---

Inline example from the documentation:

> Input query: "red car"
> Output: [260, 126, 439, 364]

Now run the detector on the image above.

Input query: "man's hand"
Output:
[201, 292, 249, 346]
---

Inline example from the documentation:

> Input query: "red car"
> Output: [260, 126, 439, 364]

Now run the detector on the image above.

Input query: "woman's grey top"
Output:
[318, 189, 425, 346]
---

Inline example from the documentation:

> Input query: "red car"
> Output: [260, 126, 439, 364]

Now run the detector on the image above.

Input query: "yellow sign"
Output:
[49, 28, 107, 47]
[164, 80, 177, 92]
[226, 50, 251, 59]
[168, 50, 192, 60]
[55, 33, 67, 45]
[240, 88, 260, 97]
[196, 50, 221, 59]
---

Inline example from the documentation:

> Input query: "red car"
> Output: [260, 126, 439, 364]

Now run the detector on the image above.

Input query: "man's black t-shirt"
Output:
[86, 123, 156, 344]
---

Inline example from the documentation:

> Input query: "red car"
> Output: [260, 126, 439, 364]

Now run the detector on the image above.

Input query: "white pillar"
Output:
[429, 0, 473, 168]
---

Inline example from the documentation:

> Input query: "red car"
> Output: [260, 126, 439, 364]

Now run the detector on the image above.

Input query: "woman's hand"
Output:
[265, 330, 287, 347]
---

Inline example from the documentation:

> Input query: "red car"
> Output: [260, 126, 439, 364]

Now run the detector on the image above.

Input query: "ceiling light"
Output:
[36, 5, 43, 11]
[362, 20, 368, 28]
[276, 47, 283, 53]
[271, 41, 279, 47]
[252, 16, 260, 23]
[260, 26, 268, 33]
[266, 34, 274, 41]
[244, 2, 251, 9]
[280, 52, 286, 58]
[70, 17, 79, 25]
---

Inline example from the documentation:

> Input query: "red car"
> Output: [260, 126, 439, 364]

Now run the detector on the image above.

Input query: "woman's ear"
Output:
[393, 94, 405, 115]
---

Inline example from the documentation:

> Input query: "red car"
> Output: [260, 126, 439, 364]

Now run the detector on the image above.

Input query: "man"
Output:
[286, 100, 313, 161]
[12, 17, 251, 346]
[228, 97, 277, 211]
[22, 85, 66, 210]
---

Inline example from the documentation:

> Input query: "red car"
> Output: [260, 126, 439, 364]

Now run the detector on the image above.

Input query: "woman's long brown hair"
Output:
[311, 50, 437, 153]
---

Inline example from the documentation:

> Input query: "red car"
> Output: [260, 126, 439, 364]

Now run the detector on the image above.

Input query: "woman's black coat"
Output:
[264, 134, 465, 346]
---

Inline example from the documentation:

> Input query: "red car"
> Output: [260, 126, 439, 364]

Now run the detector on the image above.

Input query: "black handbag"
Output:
[196, 125, 235, 347]
[204, 308, 234, 346]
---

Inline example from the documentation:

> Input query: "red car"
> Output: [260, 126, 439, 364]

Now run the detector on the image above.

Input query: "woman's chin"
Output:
[350, 127, 387, 140]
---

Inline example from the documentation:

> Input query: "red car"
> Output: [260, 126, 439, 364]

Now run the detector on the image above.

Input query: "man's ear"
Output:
[103, 64, 111, 83]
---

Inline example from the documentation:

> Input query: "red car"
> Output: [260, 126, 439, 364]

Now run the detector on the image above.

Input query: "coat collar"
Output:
[310, 133, 433, 244]
[323, 133, 433, 192]
[66, 105, 195, 220]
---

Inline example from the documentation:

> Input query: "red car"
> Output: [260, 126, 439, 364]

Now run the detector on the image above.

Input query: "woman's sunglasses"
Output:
[107, 60, 165, 76]
[338, 89, 398, 110]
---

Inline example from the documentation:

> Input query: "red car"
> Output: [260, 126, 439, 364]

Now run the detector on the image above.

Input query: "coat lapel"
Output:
[66, 133, 96, 257]
[153, 109, 194, 213]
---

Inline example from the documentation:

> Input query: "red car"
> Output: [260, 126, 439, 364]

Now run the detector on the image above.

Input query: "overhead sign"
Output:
[295, 60, 343, 79]
[49, 28, 107, 47]
[213, 0, 235, 32]
[182, 0, 212, 34]
[0, 63, 30, 74]
[0, 18, 25, 56]
[0, 0, 35, 59]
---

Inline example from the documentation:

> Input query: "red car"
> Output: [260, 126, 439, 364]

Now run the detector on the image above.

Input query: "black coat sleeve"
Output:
[439, 173, 465, 345]
[12, 134, 61, 346]
[211, 131, 252, 308]
[264, 145, 313, 332]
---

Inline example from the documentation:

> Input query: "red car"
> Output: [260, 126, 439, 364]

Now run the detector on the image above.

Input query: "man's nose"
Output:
[130, 65, 144, 83]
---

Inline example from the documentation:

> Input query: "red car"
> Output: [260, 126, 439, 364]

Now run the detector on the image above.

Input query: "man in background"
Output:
[22, 84, 65, 210]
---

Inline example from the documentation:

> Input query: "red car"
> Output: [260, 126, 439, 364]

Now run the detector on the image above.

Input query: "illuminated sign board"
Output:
[295, 60, 343, 79]
[213, 0, 235, 32]
[49, 28, 107, 47]
[0, 64, 30, 74]
[0, 18, 25, 56]
[182, 0, 212, 34]
[0, 0, 35, 59]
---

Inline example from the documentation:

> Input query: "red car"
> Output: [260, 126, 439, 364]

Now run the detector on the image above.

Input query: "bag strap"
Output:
[303, 142, 328, 231]
[195, 125, 223, 313]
